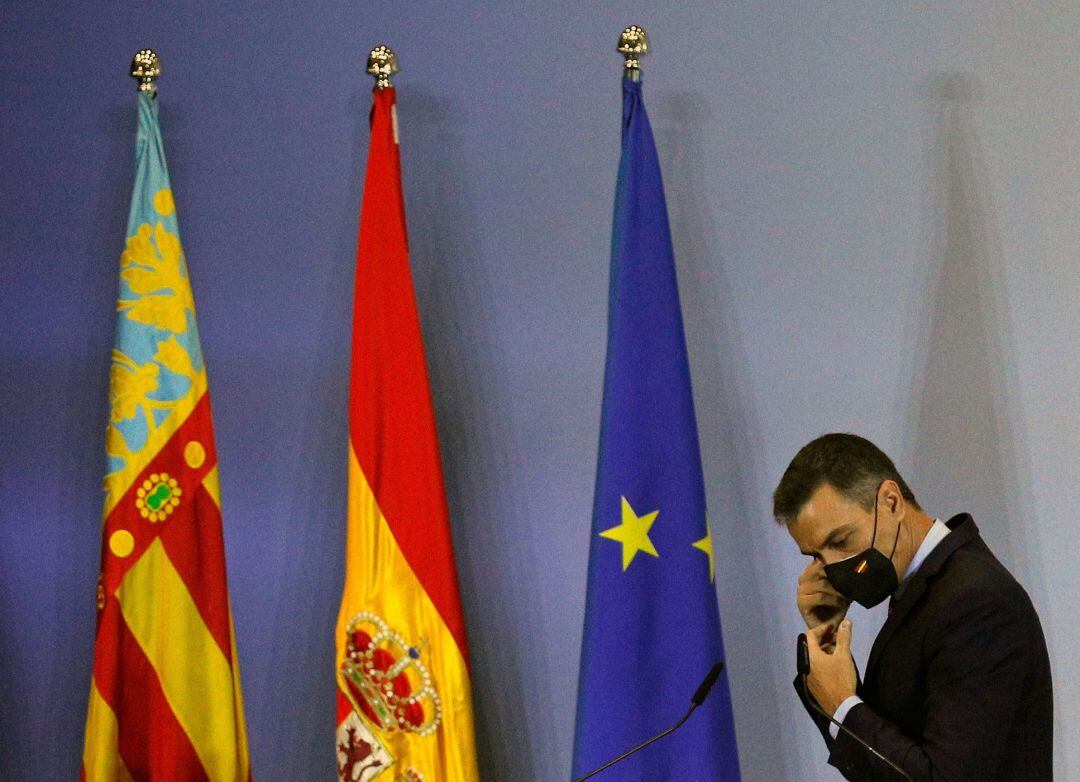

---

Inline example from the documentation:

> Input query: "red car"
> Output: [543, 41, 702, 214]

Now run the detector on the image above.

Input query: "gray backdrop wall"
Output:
[1, 2, 1077, 780]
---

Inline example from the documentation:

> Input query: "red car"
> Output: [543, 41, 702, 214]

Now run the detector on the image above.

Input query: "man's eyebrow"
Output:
[822, 524, 857, 549]
[800, 523, 857, 557]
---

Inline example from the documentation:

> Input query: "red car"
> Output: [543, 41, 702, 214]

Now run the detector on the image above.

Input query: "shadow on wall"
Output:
[653, 90, 789, 782]
[905, 70, 1060, 775]
[397, 89, 558, 782]
[904, 74, 1041, 596]
[10, 99, 155, 780]
[0, 571, 16, 782]
[247, 90, 362, 781]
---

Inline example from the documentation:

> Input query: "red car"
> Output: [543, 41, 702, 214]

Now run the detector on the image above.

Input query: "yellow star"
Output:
[692, 529, 715, 582]
[600, 496, 660, 571]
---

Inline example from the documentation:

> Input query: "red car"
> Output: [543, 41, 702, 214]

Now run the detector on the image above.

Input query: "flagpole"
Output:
[367, 44, 398, 89]
[130, 48, 160, 94]
[618, 24, 648, 82]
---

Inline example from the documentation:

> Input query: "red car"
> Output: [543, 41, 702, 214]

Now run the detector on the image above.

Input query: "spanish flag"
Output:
[334, 82, 480, 781]
[81, 86, 251, 780]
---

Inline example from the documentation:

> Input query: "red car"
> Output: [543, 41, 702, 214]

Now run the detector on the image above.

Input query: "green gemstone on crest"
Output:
[146, 484, 172, 511]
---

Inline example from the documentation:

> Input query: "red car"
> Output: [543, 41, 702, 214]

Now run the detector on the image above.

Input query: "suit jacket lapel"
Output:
[867, 575, 928, 678]
[866, 514, 977, 681]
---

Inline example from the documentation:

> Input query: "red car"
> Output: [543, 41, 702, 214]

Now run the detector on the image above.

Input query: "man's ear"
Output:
[879, 480, 904, 518]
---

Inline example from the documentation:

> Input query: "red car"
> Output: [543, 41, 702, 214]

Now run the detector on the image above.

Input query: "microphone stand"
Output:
[572, 661, 725, 782]
[573, 703, 698, 782]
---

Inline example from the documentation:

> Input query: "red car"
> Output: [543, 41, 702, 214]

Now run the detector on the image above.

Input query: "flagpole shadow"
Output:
[236, 90, 364, 781]
[902, 73, 1053, 755]
[398, 88, 554, 782]
[653, 91, 790, 781]
[67, 99, 135, 763]
[902, 74, 1044, 606]
[0, 574, 18, 782]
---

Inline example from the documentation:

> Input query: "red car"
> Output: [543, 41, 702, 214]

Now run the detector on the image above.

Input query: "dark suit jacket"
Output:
[795, 514, 1053, 781]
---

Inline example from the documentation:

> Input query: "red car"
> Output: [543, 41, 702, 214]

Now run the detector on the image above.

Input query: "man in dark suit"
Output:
[773, 433, 1052, 781]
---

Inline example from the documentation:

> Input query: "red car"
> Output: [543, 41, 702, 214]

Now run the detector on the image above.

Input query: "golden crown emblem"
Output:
[340, 612, 442, 737]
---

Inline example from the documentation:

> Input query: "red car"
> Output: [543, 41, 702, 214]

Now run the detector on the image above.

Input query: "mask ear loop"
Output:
[870, 482, 902, 560]
[870, 485, 881, 545]
[886, 488, 901, 561]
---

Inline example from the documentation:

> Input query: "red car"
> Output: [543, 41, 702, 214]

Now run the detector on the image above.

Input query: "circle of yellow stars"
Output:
[600, 496, 715, 580]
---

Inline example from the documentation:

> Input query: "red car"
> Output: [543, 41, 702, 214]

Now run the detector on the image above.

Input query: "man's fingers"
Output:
[818, 624, 838, 653]
[797, 581, 846, 605]
[797, 581, 842, 597]
[806, 605, 842, 626]
[800, 560, 823, 576]
[797, 566, 851, 633]
[798, 564, 828, 586]
[797, 576, 845, 601]
[807, 623, 832, 646]
[798, 591, 846, 608]
[798, 568, 829, 584]
[836, 619, 852, 653]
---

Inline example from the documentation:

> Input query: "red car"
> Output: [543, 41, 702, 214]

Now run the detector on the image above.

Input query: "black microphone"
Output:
[797, 634, 913, 781]
[572, 661, 725, 782]
[692, 661, 725, 706]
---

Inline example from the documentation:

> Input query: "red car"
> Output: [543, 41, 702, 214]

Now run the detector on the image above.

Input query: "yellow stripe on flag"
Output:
[228, 608, 252, 782]
[202, 464, 221, 507]
[336, 446, 479, 780]
[197, 466, 250, 778]
[117, 538, 246, 782]
[82, 683, 136, 782]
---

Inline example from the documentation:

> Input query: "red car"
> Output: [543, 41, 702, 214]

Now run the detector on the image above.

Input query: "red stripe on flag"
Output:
[159, 479, 234, 664]
[91, 596, 210, 782]
[348, 86, 470, 663]
[336, 688, 353, 725]
[98, 392, 232, 662]
[101, 393, 219, 598]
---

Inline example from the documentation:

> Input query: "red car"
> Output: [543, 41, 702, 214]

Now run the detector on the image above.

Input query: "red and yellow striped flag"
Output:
[82, 84, 251, 781]
[334, 83, 480, 782]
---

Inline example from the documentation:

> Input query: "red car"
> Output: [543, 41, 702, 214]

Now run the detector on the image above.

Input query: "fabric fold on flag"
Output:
[82, 90, 251, 782]
[572, 75, 742, 780]
[334, 85, 480, 782]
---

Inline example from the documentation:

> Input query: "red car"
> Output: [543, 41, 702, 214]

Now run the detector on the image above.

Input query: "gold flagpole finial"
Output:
[130, 49, 161, 94]
[367, 45, 399, 90]
[618, 25, 649, 81]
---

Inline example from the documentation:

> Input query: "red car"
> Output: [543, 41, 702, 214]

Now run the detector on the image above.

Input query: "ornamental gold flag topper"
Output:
[334, 46, 480, 782]
[81, 50, 252, 781]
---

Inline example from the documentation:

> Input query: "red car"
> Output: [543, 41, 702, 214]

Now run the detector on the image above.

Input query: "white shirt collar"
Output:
[901, 518, 951, 585]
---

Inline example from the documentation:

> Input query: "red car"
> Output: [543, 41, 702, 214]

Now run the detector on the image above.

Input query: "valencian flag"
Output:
[571, 74, 742, 779]
[81, 83, 251, 779]
[334, 77, 480, 781]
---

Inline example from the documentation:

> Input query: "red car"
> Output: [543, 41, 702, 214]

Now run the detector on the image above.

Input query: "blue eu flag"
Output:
[572, 76, 741, 780]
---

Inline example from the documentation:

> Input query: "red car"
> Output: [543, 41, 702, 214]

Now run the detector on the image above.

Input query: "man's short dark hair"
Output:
[772, 433, 920, 525]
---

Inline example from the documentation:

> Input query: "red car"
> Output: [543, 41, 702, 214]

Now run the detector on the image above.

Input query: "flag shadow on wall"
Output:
[396, 87, 549, 782]
[652, 89, 789, 782]
[905, 74, 1044, 602]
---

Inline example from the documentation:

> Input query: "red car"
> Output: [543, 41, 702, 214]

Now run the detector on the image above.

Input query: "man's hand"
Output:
[805, 619, 858, 715]
[797, 560, 850, 651]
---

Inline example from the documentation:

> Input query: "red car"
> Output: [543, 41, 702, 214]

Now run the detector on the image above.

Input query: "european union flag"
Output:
[572, 75, 741, 780]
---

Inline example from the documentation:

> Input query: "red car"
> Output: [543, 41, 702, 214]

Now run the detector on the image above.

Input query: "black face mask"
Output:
[824, 490, 901, 609]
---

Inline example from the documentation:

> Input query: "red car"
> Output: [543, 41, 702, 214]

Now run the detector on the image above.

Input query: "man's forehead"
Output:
[788, 513, 833, 550]
[789, 484, 861, 550]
